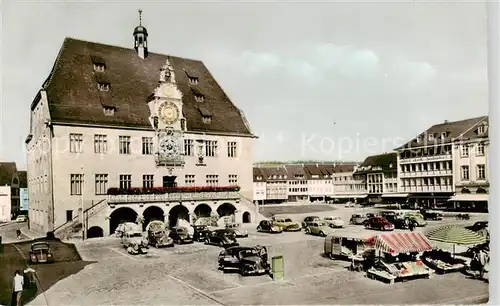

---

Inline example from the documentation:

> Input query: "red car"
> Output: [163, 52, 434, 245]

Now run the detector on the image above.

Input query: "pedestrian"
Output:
[478, 249, 488, 279]
[12, 270, 24, 306]
[408, 221, 415, 232]
[16, 230, 21, 240]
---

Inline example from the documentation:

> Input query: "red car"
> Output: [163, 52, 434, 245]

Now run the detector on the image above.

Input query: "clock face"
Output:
[158, 102, 180, 125]
[163, 86, 173, 97]
[159, 136, 179, 158]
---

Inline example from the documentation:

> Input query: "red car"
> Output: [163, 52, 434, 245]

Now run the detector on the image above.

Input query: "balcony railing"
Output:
[400, 169, 453, 177]
[108, 191, 241, 204]
[401, 185, 453, 193]
[399, 154, 452, 164]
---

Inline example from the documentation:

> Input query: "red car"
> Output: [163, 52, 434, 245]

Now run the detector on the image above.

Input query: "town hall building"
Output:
[26, 12, 258, 238]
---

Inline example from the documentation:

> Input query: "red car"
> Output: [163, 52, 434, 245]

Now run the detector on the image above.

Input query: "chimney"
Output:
[316, 163, 318, 167]
[444, 120, 448, 123]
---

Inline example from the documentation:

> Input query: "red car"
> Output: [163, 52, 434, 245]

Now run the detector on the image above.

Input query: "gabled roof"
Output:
[284, 164, 306, 179]
[18, 171, 27, 188]
[0, 162, 18, 186]
[354, 153, 397, 174]
[259, 166, 288, 181]
[396, 116, 487, 150]
[458, 117, 489, 142]
[40, 37, 254, 136]
[331, 164, 355, 174]
[253, 168, 266, 182]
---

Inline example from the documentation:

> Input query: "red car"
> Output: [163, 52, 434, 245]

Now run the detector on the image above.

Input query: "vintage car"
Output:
[225, 223, 249, 238]
[256, 220, 283, 234]
[192, 225, 211, 242]
[384, 215, 409, 229]
[205, 229, 239, 247]
[16, 215, 28, 222]
[146, 221, 174, 248]
[302, 216, 321, 229]
[272, 216, 301, 231]
[169, 226, 194, 244]
[305, 221, 335, 237]
[114, 222, 141, 238]
[465, 221, 488, 232]
[364, 217, 395, 231]
[379, 211, 398, 219]
[349, 214, 367, 225]
[405, 212, 427, 227]
[323, 216, 344, 228]
[28, 242, 54, 264]
[365, 213, 377, 219]
[121, 230, 149, 255]
[218, 245, 270, 276]
[344, 202, 356, 208]
[423, 210, 444, 221]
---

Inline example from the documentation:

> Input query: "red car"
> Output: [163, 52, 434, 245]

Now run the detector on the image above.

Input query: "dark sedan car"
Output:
[466, 221, 488, 232]
[169, 226, 194, 244]
[257, 220, 283, 234]
[29, 242, 54, 264]
[385, 215, 409, 229]
[364, 217, 394, 231]
[205, 229, 239, 248]
[192, 225, 210, 242]
[218, 245, 270, 276]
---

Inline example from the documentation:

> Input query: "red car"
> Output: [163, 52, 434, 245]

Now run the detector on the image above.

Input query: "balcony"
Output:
[399, 154, 452, 164]
[401, 185, 453, 193]
[399, 169, 453, 178]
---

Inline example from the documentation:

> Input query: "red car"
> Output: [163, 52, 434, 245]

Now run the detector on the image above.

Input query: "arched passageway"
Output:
[168, 205, 190, 228]
[109, 207, 138, 235]
[143, 206, 165, 230]
[194, 204, 212, 218]
[217, 203, 237, 217]
[242, 212, 251, 223]
[87, 226, 104, 238]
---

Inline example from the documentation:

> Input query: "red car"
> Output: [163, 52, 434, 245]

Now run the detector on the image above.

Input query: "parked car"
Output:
[28, 242, 54, 264]
[344, 202, 356, 208]
[192, 225, 211, 242]
[305, 221, 335, 237]
[147, 227, 174, 248]
[121, 230, 149, 255]
[205, 229, 239, 248]
[349, 214, 367, 225]
[323, 216, 344, 228]
[302, 216, 321, 228]
[364, 217, 394, 231]
[114, 222, 141, 238]
[15, 215, 27, 222]
[218, 245, 270, 276]
[405, 212, 427, 227]
[384, 215, 409, 229]
[257, 220, 283, 234]
[272, 216, 301, 231]
[225, 223, 249, 238]
[465, 221, 488, 232]
[423, 210, 444, 221]
[379, 211, 398, 219]
[365, 213, 377, 219]
[169, 226, 194, 244]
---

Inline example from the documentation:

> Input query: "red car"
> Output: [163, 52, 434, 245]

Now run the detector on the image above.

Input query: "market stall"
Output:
[365, 232, 434, 284]
[324, 232, 376, 271]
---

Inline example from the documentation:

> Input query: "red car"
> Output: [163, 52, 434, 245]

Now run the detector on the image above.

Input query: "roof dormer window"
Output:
[198, 106, 212, 124]
[441, 132, 447, 140]
[98, 83, 110, 91]
[416, 135, 422, 142]
[195, 95, 204, 102]
[94, 63, 106, 72]
[91, 55, 106, 71]
[478, 124, 486, 134]
[189, 77, 199, 85]
[103, 106, 116, 116]
[191, 87, 205, 102]
[428, 133, 434, 141]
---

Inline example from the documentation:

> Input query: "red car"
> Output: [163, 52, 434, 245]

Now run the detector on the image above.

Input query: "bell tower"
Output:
[133, 9, 148, 59]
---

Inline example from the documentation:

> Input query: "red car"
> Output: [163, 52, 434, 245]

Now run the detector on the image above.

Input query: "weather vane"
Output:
[138, 9, 142, 25]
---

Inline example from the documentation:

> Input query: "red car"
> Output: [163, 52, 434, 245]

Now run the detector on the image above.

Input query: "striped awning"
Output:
[426, 225, 487, 245]
[367, 232, 434, 255]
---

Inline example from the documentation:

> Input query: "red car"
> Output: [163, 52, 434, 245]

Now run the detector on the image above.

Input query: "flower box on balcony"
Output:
[107, 186, 240, 195]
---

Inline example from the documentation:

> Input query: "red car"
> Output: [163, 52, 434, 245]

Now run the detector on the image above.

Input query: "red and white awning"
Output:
[368, 232, 434, 255]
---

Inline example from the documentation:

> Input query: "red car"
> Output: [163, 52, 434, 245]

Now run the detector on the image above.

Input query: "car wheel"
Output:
[304, 228, 310, 234]
[320, 231, 326, 237]
[412, 222, 418, 228]
[257, 226, 262, 232]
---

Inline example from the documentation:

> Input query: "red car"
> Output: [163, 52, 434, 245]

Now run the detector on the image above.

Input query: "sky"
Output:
[0, 0, 490, 170]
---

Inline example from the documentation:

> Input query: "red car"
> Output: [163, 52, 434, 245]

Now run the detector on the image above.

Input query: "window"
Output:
[477, 142, 485, 155]
[416, 135, 422, 142]
[477, 164, 485, 180]
[428, 133, 434, 141]
[206, 174, 219, 186]
[119, 136, 131, 154]
[143, 174, 154, 188]
[228, 141, 237, 158]
[95, 174, 108, 195]
[69, 133, 83, 153]
[98, 83, 110, 91]
[119, 174, 132, 190]
[94, 134, 107, 154]
[441, 132, 447, 140]
[229, 174, 238, 186]
[184, 139, 194, 156]
[185, 174, 195, 186]
[205, 140, 218, 157]
[142, 137, 153, 155]
[70, 174, 83, 195]
[103, 107, 115, 116]
[461, 145, 469, 157]
[461, 166, 469, 180]
[478, 124, 485, 134]
[189, 77, 198, 85]
[202, 116, 211, 124]
[195, 95, 204, 102]
[66, 210, 73, 222]
[93, 64, 105, 72]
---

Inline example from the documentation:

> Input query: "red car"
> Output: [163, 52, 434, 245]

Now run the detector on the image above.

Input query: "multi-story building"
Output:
[0, 162, 25, 218]
[25, 14, 259, 237]
[252, 168, 267, 203]
[331, 164, 366, 202]
[396, 117, 487, 208]
[284, 164, 308, 202]
[448, 117, 489, 211]
[259, 166, 288, 204]
[304, 164, 333, 202]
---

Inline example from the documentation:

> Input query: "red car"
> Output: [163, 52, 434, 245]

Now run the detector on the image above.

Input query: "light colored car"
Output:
[344, 202, 356, 208]
[121, 230, 149, 254]
[323, 216, 344, 228]
[272, 216, 301, 231]
[225, 223, 249, 238]
[115, 222, 141, 237]
[15, 215, 27, 222]
[305, 221, 335, 237]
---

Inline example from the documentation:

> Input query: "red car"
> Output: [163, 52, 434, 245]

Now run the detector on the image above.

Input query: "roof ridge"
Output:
[453, 115, 488, 141]
[42, 37, 68, 90]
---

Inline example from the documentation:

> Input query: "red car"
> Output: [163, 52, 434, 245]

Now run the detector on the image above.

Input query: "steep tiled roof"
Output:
[459, 117, 489, 141]
[354, 153, 397, 174]
[40, 37, 253, 136]
[253, 168, 266, 182]
[0, 162, 18, 186]
[396, 116, 487, 150]
[332, 164, 355, 173]
[18, 171, 27, 188]
[284, 164, 306, 180]
[258, 166, 288, 181]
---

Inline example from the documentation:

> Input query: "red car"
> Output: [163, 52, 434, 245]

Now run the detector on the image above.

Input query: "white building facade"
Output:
[0, 186, 11, 222]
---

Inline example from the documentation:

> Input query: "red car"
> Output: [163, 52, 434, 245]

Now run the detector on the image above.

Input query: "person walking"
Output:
[408, 221, 415, 232]
[16, 229, 21, 240]
[478, 249, 488, 279]
[12, 270, 24, 306]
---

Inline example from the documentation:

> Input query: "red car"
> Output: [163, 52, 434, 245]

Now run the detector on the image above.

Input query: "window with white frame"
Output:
[461, 145, 469, 157]
[476, 142, 485, 155]
[98, 83, 110, 91]
[119, 136, 131, 154]
[69, 133, 83, 153]
[478, 124, 486, 134]
[143, 174, 154, 188]
[461, 165, 469, 180]
[142, 137, 153, 155]
[428, 133, 434, 141]
[184, 139, 194, 156]
[205, 140, 218, 157]
[119, 174, 132, 189]
[95, 174, 108, 195]
[227, 141, 237, 158]
[94, 134, 107, 154]
[477, 164, 486, 180]
[206, 174, 219, 186]
[229, 174, 238, 186]
[185, 174, 195, 186]
[70, 174, 84, 195]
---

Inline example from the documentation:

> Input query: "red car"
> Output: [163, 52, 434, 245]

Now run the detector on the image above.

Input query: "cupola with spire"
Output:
[133, 9, 148, 59]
